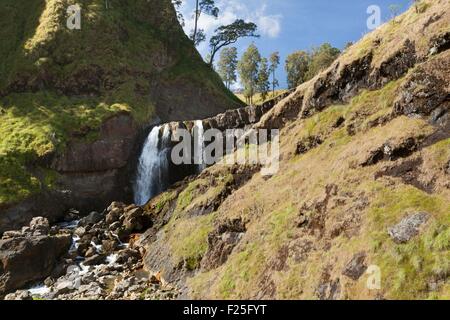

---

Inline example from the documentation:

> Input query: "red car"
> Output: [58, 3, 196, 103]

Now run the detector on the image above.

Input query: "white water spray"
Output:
[133, 125, 171, 205]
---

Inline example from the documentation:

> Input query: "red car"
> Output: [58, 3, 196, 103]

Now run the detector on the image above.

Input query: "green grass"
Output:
[367, 184, 450, 299]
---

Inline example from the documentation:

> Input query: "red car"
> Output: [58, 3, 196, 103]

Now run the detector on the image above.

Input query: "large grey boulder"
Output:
[0, 234, 71, 295]
[388, 212, 430, 244]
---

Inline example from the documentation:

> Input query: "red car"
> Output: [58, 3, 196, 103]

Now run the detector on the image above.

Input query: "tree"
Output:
[285, 51, 310, 89]
[305, 43, 340, 80]
[269, 52, 280, 97]
[208, 19, 259, 66]
[191, 0, 219, 45]
[238, 44, 261, 105]
[257, 58, 270, 102]
[217, 47, 238, 89]
[172, 0, 185, 26]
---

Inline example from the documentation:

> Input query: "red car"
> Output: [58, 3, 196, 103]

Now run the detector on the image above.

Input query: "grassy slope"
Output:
[0, 0, 241, 206]
[148, 1, 450, 300]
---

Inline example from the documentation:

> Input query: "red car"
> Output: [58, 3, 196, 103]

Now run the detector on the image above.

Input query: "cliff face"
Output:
[0, 0, 242, 233]
[138, 0, 450, 300]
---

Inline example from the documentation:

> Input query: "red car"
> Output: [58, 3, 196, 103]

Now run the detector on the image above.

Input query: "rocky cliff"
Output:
[0, 0, 242, 233]
[136, 0, 449, 300]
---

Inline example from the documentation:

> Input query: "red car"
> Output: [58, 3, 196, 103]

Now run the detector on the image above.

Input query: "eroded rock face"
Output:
[393, 51, 450, 122]
[342, 252, 367, 281]
[0, 233, 71, 295]
[388, 212, 430, 244]
[201, 219, 246, 271]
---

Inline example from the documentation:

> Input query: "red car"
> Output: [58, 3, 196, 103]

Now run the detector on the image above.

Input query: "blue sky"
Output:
[179, 0, 412, 89]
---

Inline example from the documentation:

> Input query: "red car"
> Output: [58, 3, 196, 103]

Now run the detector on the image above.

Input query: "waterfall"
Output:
[194, 120, 206, 172]
[133, 125, 171, 205]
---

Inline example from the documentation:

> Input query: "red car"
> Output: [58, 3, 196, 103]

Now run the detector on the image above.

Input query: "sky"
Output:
[178, 0, 412, 89]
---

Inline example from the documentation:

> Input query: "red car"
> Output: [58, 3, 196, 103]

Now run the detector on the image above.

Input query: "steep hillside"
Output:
[139, 0, 449, 300]
[0, 0, 241, 227]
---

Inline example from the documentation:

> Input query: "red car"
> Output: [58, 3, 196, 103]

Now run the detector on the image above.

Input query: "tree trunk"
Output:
[193, 0, 199, 44]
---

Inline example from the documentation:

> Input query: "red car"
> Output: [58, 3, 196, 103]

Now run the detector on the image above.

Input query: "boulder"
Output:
[29, 217, 50, 236]
[83, 254, 106, 266]
[388, 212, 430, 244]
[342, 252, 367, 280]
[79, 212, 103, 227]
[0, 234, 71, 295]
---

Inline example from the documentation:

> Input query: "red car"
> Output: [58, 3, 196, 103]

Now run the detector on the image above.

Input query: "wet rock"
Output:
[342, 252, 367, 280]
[102, 239, 119, 254]
[74, 226, 87, 238]
[83, 254, 106, 266]
[0, 234, 71, 295]
[79, 211, 103, 227]
[388, 212, 430, 244]
[84, 246, 97, 258]
[29, 217, 50, 236]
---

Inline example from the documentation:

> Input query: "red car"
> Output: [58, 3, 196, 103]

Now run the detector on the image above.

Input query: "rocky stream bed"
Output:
[0, 202, 179, 300]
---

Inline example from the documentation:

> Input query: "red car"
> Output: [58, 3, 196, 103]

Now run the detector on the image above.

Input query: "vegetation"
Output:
[208, 20, 259, 66]
[257, 58, 270, 102]
[217, 47, 238, 89]
[237, 44, 261, 105]
[269, 52, 281, 97]
[285, 43, 341, 89]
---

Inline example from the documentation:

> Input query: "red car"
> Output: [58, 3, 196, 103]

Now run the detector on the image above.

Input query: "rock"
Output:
[123, 207, 150, 233]
[107, 202, 126, 212]
[55, 280, 74, 295]
[102, 239, 119, 254]
[106, 208, 121, 225]
[388, 212, 430, 244]
[0, 234, 71, 295]
[108, 221, 121, 231]
[342, 252, 367, 280]
[116, 248, 141, 265]
[74, 226, 87, 238]
[4, 290, 33, 300]
[84, 246, 97, 258]
[79, 211, 104, 227]
[29, 217, 50, 236]
[83, 254, 106, 266]
[201, 219, 246, 271]
[1, 230, 23, 239]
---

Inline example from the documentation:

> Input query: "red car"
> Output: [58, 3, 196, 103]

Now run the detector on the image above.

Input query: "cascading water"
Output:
[194, 120, 206, 172]
[133, 125, 171, 205]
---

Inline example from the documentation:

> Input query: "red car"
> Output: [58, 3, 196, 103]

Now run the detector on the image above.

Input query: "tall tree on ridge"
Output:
[208, 19, 259, 66]
[269, 52, 280, 97]
[191, 0, 219, 46]
[257, 57, 270, 102]
[217, 47, 238, 89]
[238, 44, 261, 105]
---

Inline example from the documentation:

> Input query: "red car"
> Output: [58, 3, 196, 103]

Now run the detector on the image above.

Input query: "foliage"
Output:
[208, 19, 259, 66]
[237, 44, 261, 104]
[257, 58, 270, 101]
[269, 52, 280, 97]
[217, 47, 238, 89]
[285, 51, 311, 89]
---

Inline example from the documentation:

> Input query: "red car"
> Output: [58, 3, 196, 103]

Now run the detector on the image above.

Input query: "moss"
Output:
[168, 212, 217, 270]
